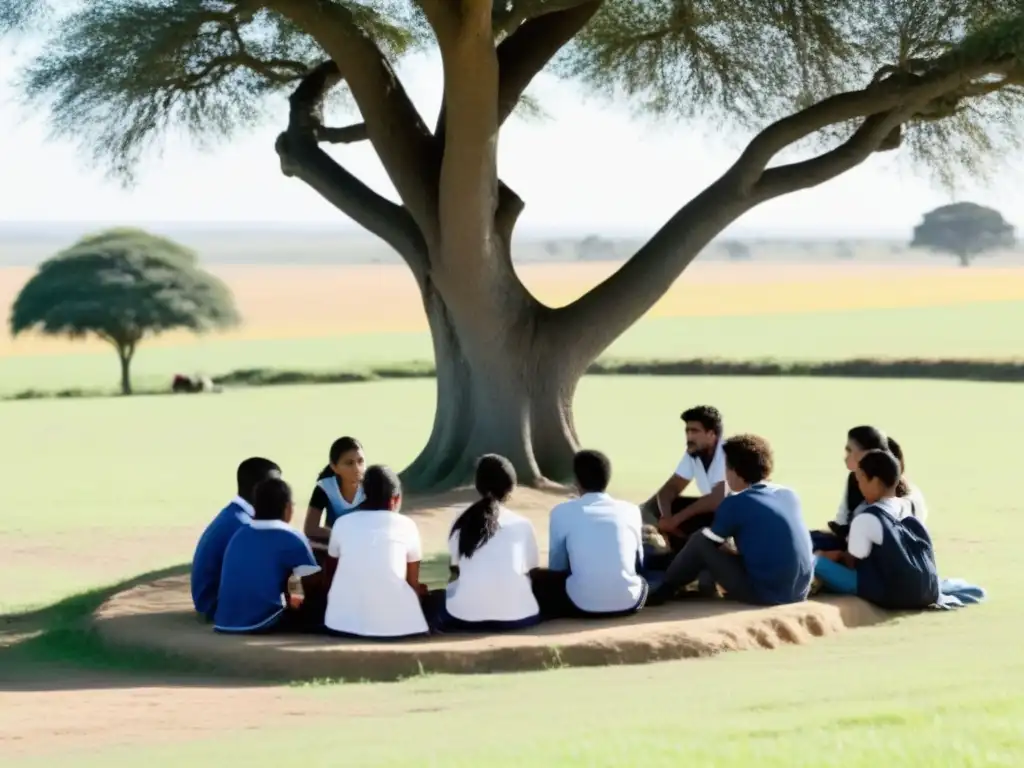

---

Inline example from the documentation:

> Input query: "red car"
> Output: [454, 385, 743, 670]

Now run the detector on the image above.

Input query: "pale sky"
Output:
[2, 47, 1022, 238]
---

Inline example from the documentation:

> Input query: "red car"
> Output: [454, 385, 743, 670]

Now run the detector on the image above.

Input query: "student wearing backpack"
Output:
[814, 450, 940, 610]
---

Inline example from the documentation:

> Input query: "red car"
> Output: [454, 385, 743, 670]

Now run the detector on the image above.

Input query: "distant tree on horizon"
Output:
[9, 228, 239, 394]
[910, 202, 1015, 267]
[835, 241, 855, 259]
[722, 240, 752, 260]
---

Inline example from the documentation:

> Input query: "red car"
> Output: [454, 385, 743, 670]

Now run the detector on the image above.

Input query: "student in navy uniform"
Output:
[812, 427, 930, 552]
[648, 434, 813, 606]
[190, 457, 281, 620]
[304, 436, 366, 546]
[814, 450, 940, 610]
[214, 477, 324, 634]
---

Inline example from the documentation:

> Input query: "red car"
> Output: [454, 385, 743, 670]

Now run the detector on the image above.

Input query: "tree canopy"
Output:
[6, 0, 1024, 487]
[10, 228, 240, 394]
[910, 201, 1016, 266]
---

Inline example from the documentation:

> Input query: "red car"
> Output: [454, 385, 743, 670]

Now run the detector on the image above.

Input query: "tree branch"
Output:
[495, 181, 525, 244]
[275, 62, 427, 277]
[268, 0, 439, 239]
[553, 59, 1016, 367]
[316, 123, 369, 143]
[496, 1, 601, 126]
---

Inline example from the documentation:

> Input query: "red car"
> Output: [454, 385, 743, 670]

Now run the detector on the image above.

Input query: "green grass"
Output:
[1, 372, 1022, 765]
[2, 301, 1023, 394]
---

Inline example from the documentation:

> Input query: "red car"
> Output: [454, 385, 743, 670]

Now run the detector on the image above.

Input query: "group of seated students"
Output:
[189, 405, 941, 641]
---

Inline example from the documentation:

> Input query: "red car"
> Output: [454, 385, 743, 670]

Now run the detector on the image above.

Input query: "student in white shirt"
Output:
[439, 454, 541, 632]
[533, 450, 647, 618]
[304, 436, 367, 549]
[813, 427, 930, 553]
[642, 406, 728, 567]
[322, 464, 430, 640]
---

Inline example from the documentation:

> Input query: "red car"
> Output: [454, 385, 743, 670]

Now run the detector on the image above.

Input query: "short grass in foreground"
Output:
[2, 300, 1023, 394]
[1, 375, 1022, 765]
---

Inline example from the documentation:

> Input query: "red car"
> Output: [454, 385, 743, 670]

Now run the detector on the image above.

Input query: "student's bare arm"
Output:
[668, 481, 726, 526]
[838, 552, 858, 569]
[406, 560, 428, 596]
[656, 475, 690, 517]
[303, 507, 332, 544]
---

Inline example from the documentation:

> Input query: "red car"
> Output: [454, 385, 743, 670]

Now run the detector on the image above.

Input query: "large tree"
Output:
[5, 1, 1024, 489]
[10, 228, 240, 394]
[910, 202, 1016, 266]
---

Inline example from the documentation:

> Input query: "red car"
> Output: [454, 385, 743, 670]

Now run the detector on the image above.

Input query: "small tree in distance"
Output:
[722, 241, 752, 260]
[10, 229, 240, 395]
[910, 202, 1015, 267]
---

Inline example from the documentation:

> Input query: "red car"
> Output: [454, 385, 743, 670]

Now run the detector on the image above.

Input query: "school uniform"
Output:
[812, 479, 930, 552]
[537, 493, 647, 618]
[442, 508, 542, 631]
[323, 510, 430, 639]
[190, 496, 253, 620]
[814, 497, 940, 609]
[653, 483, 813, 605]
[213, 520, 321, 634]
[308, 470, 366, 527]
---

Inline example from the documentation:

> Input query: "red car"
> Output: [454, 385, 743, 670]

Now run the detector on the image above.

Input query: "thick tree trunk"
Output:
[400, 244, 582, 493]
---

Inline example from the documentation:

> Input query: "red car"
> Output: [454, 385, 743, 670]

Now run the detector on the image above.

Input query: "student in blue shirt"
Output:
[190, 457, 281, 620]
[648, 434, 813, 606]
[214, 477, 323, 634]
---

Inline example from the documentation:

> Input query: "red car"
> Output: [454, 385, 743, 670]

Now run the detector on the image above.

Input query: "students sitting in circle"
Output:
[647, 405, 728, 552]
[304, 436, 366, 546]
[813, 426, 929, 552]
[814, 450, 940, 610]
[647, 435, 813, 606]
[322, 464, 431, 640]
[439, 454, 542, 632]
[191, 457, 281, 621]
[213, 478, 324, 634]
[532, 450, 648, 619]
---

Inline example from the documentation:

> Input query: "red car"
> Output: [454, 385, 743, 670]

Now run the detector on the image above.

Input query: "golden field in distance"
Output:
[2, 260, 1024, 358]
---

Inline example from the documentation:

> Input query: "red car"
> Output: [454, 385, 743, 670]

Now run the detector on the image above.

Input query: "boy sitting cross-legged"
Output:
[213, 477, 325, 635]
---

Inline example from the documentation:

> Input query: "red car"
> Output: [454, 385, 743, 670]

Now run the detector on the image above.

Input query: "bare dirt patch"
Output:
[84, 492, 889, 682]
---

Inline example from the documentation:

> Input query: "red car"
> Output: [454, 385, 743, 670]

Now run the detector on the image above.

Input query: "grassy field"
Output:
[1, 259, 1022, 765]
[2, 262, 1024, 394]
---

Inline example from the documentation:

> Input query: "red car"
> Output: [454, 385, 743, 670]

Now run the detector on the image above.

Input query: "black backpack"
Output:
[857, 505, 940, 610]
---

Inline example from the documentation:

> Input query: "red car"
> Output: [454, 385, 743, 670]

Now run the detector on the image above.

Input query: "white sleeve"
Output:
[706, 445, 727, 486]
[524, 522, 541, 571]
[326, 522, 342, 559]
[847, 513, 884, 559]
[674, 453, 695, 480]
[406, 518, 423, 562]
[448, 530, 460, 566]
[907, 485, 929, 523]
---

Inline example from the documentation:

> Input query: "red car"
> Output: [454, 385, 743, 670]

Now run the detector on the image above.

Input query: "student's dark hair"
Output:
[721, 434, 774, 484]
[236, 457, 281, 502]
[362, 464, 401, 509]
[450, 454, 516, 559]
[845, 427, 909, 510]
[847, 425, 888, 452]
[573, 449, 611, 493]
[680, 405, 723, 435]
[319, 436, 364, 478]
[858, 449, 902, 489]
[253, 477, 292, 521]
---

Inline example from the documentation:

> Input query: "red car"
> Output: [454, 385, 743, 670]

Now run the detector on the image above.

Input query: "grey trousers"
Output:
[659, 533, 758, 604]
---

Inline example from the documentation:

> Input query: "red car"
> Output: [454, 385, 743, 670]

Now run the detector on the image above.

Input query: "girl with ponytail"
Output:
[441, 454, 542, 632]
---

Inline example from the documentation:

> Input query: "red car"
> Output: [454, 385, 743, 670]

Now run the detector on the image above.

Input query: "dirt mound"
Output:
[92, 574, 889, 682]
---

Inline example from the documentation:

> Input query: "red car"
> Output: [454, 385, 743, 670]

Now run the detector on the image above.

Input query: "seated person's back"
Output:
[709, 481, 813, 605]
[324, 465, 429, 639]
[549, 451, 645, 614]
[447, 455, 540, 625]
[191, 457, 281, 618]
[214, 478, 321, 633]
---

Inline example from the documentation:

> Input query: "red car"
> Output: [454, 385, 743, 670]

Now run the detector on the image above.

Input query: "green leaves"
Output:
[13, 0, 428, 182]
[9, 228, 240, 347]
